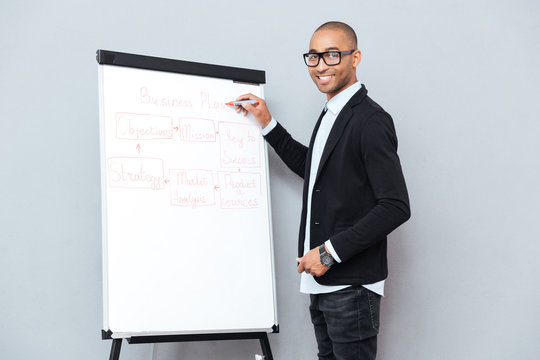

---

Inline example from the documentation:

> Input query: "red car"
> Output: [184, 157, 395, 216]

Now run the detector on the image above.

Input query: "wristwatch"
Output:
[319, 244, 336, 267]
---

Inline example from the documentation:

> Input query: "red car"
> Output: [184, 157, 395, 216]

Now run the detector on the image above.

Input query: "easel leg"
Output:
[259, 333, 273, 360]
[109, 339, 122, 360]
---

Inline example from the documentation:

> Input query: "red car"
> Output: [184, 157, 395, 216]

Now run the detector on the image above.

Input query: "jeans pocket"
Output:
[366, 290, 381, 333]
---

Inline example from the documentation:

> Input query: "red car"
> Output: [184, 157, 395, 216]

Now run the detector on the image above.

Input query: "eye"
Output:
[308, 54, 319, 60]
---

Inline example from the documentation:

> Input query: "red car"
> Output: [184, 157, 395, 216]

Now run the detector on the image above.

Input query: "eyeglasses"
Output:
[303, 50, 355, 67]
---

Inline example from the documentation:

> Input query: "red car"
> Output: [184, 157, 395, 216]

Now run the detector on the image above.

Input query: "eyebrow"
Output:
[309, 46, 340, 52]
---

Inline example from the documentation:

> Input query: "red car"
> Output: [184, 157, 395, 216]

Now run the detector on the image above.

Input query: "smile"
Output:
[317, 75, 334, 81]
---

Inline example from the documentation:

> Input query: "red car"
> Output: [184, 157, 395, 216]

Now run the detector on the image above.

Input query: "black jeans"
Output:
[309, 285, 381, 360]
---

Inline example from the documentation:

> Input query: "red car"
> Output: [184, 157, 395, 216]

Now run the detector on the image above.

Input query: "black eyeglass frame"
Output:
[302, 50, 355, 67]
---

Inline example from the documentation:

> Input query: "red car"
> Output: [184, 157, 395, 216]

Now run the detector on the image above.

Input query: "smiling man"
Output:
[236, 21, 410, 359]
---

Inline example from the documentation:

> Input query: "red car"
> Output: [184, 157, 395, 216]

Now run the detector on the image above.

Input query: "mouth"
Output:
[316, 74, 334, 84]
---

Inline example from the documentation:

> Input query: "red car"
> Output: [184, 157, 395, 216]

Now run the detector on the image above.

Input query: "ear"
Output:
[352, 50, 362, 67]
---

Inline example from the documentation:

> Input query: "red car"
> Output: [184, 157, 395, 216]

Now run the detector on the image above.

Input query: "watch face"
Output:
[319, 245, 334, 267]
[321, 254, 332, 266]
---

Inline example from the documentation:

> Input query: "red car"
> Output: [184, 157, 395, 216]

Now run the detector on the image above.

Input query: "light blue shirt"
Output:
[262, 82, 384, 296]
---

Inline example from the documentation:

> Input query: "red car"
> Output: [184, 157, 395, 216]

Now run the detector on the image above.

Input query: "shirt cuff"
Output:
[325, 240, 342, 263]
[261, 117, 278, 136]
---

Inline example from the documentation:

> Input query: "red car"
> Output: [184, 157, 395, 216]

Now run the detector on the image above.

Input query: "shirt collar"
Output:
[324, 82, 362, 116]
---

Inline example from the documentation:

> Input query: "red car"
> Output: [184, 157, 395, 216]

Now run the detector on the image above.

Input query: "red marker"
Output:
[225, 100, 259, 106]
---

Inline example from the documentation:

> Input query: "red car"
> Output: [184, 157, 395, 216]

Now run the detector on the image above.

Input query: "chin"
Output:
[321, 87, 337, 97]
[313, 83, 331, 94]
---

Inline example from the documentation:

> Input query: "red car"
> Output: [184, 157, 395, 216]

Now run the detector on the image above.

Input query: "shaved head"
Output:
[307, 22, 362, 100]
[315, 21, 358, 50]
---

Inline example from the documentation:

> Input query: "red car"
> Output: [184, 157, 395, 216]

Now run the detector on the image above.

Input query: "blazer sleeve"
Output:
[330, 112, 411, 261]
[264, 122, 308, 179]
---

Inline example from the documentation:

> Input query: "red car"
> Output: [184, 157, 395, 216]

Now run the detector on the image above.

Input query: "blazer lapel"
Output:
[314, 86, 368, 182]
[314, 106, 353, 182]
[303, 107, 327, 185]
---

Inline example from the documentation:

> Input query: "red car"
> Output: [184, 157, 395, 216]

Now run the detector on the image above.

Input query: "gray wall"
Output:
[1, 0, 539, 359]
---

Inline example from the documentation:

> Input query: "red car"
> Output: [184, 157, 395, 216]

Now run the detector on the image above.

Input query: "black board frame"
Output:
[97, 49, 266, 84]
[97, 49, 275, 359]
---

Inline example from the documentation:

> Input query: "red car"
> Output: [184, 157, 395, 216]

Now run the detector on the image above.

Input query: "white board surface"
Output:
[98, 62, 277, 338]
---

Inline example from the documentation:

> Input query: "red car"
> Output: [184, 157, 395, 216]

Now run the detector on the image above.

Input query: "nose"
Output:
[316, 58, 329, 72]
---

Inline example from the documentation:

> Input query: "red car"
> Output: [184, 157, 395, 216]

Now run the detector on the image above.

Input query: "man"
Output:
[235, 21, 410, 360]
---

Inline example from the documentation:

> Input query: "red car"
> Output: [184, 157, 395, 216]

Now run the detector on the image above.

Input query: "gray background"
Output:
[1, 0, 539, 359]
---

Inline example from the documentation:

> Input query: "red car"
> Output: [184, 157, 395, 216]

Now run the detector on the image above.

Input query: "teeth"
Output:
[319, 75, 332, 80]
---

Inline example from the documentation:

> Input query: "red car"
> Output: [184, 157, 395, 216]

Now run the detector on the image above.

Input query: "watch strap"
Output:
[319, 244, 336, 267]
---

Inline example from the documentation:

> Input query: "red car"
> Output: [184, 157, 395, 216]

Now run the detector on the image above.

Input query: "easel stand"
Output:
[103, 330, 275, 360]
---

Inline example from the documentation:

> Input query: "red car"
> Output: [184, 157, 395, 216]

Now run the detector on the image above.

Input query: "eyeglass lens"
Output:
[304, 52, 341, 66]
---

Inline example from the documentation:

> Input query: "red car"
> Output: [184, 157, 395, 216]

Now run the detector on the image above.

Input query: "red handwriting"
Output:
[169, 169, 216, 208]
[219, 122, 261, 168]
[116, 112, 173, 140]
[108, 157, 165, 190]
[221, 151, 258, 166]
[200, 91, 226, 110]
[178, 118, 217, 142]
[218, 172, 261, 209]
[139, 86, 193, 108]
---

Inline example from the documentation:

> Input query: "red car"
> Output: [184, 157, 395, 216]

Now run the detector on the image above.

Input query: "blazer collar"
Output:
[314, 84, 368, 182]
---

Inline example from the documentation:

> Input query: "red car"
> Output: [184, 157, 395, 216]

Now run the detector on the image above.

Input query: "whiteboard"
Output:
[97, 51, 277, 339]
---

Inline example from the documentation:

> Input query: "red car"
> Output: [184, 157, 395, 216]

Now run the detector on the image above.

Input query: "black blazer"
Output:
[264, 85, 410, 286]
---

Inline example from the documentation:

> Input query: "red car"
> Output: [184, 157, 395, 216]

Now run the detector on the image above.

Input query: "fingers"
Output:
[234, 106, 249, 116]
[242, 102, 255, 113]
[296, 253, 331, 277]
[232, 93, 259, 114]
[296, 257, 315, 275]
[235, 93, 261, 113]
[296, 257, 304, 273]
[230, 93, 272, 128]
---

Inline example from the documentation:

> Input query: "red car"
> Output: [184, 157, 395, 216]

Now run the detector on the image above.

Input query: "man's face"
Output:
[307, 29, 361, 100]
